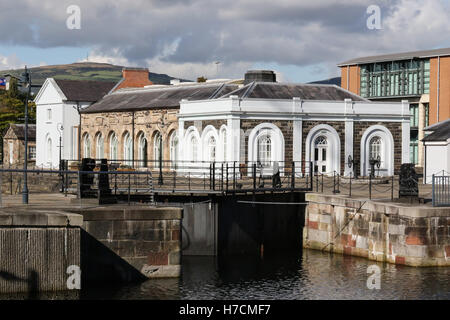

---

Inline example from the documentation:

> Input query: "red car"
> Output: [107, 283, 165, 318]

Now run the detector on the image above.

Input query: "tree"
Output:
[197, 76, 207, 83]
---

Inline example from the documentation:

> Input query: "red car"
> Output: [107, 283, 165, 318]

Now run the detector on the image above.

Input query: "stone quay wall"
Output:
[79, 206, 182, 281]
[303, 193, 450, 267]
[0, 210, 82, 294]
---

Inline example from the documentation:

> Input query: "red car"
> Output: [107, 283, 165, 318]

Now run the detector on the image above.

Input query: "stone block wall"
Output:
[303, 193, 450, 266]
[80, 207, 182, 280]
[0, 210, 82, 293]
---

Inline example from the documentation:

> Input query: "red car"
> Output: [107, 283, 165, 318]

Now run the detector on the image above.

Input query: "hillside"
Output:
[308, 77, 341, 86]
[0, 62, 191, 87]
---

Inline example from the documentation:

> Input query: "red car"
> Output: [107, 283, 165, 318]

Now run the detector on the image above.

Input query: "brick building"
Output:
[80, 70, 410, 177]
[2, 124, 36, 167]
[338, 48, 450, 170]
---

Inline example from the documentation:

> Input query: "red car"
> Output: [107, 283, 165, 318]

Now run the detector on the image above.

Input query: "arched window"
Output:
[208, 136, 216, 162]
[154, 132, 162, 169]
[96, 133, 104, 159]
[83, 134, 91, 158]
[124, 132, 133, 166]
[369, 136, 382, 161]
[169, 131, 178, 168]
[110, 133, 118, 160]
[257, 135, 272, 167]
[47, 137, 52, 164]
[138, 133, 148, 168]
[191, 136, 198, 162]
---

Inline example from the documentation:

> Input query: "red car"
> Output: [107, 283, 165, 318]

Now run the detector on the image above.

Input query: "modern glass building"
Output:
[338, 48, 450, 170]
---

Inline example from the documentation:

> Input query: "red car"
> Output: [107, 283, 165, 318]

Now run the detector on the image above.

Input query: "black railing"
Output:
[432, 175, 450, 207]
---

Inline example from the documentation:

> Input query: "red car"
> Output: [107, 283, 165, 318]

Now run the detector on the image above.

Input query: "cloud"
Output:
[0, 53, 25, 70]
[1, 0, 450, 80]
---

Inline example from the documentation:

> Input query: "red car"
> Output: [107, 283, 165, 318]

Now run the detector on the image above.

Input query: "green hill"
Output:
[1, 62, 191, 87]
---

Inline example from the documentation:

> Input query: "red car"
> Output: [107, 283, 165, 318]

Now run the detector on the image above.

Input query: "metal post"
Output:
[349, 172, 352, 197]
[128, 173, 131, 206]
[316, 172, 318, 192]
[432, 174, 435, 207]
[391, 175, 394, 201]
[226, 163, 229, 192]
[321, 173, 324, 193]
[253, 163, 257, 190]
[173, 167, 176, 189]
[233, 161, 236, 191]
[221, 163, 224, 191]
[369, 174, 372, 200]
[291, 161, 295, 190]
[158, 137, 163, 185]
[22, 66, 31, 204]
[333, 171, 336, 193]
[77, 170, 81, 208]
[212, 162, 216, 191]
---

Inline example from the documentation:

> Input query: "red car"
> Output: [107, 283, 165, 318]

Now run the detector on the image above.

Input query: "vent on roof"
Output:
[244, 70, 276, 84]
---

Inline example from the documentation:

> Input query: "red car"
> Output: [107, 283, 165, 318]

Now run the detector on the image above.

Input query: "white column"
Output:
[344, 99, 354, 176]
[293, 119, 302, 174]
[227, 117, 241, 163]
[401, 100, 411, 164]
[178, 119, 185, 161]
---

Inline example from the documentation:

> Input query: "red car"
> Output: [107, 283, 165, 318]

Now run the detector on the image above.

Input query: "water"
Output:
[79, 249, 450, 300]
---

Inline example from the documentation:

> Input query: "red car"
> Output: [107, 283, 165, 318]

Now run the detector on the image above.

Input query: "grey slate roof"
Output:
[81, 83, 239, 113]
[221, 82, 367, 101]
[7, 124, 36, 140]
[55, 79, 116, 102]
[422, 119, 450, 142]
[338, 47, 450, 66]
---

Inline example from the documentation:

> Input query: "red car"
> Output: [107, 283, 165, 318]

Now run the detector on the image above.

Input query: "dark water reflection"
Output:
[81, 250, 450, 300]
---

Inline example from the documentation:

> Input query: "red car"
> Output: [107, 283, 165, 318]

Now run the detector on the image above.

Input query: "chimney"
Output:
[114, 68, 153, 91]
[244, 70, 276, 85]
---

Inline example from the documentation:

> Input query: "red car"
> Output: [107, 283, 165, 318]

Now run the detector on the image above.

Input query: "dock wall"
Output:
[303, 193, 450, 266]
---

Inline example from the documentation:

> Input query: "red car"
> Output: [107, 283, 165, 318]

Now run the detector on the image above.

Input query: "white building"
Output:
[34, 78, 116, 168]
[177, 74, 411, 177]
[423, 119, 450, 183]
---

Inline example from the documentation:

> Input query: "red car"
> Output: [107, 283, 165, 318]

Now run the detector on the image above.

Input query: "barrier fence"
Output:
[432, 175, 450, 207]
[0, 161, 437, 207]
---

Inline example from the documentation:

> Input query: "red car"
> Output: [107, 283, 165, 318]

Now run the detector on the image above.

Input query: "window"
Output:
[410, 104, 419, 128]
[257, 135, 272, 167]
[208, 136, 216, 162]
[190, 136, 198, 162]
[169, 132, 178, 168]
[29, 146, 36, 160]
[8, 142, 13, 164]
[110, 133, 118, 160]
[359, 59, 429, 98]
[154, 132, 162, 168]
[369, 136, 382, 161]
[124, 133, 132, 166]
[96, 134, 104, 159]
[83, 134, 91, 158]
[220, 128, 227, 161]
[410, 130, 419, 164]
[424, 103, 429, 127]
[47, 137, 52, 163]
[138, 133, 148, 168]
[47, 109, 52, 121]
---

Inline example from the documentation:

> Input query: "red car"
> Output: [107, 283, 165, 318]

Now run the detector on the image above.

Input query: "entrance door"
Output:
[314, 136, 328, 174]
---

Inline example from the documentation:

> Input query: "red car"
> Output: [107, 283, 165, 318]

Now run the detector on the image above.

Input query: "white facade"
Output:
[424, 139, 450, 184]
[34, 78, 91, 168]
[178, 96, 411, 176]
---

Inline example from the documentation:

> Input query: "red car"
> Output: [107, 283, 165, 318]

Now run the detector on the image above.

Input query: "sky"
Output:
[1, 0, 450, 82]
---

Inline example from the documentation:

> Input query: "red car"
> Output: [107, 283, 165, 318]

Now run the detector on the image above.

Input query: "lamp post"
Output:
[21, 67, 31, 204]
[57, 123, 64, 173]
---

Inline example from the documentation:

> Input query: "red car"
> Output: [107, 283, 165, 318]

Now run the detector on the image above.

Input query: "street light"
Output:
[57, 123, 64, 173]
[17, 66, 31, 204]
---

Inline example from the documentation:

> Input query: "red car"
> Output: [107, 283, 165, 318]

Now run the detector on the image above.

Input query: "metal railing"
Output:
[432, 175, 450, 207]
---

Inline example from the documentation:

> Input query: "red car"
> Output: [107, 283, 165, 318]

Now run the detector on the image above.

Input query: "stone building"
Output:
[2, 124, 36, 167]
[80, 71, 410, 176]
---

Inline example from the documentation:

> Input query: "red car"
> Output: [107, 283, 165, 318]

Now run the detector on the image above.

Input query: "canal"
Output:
[79, 249, 449, 300]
